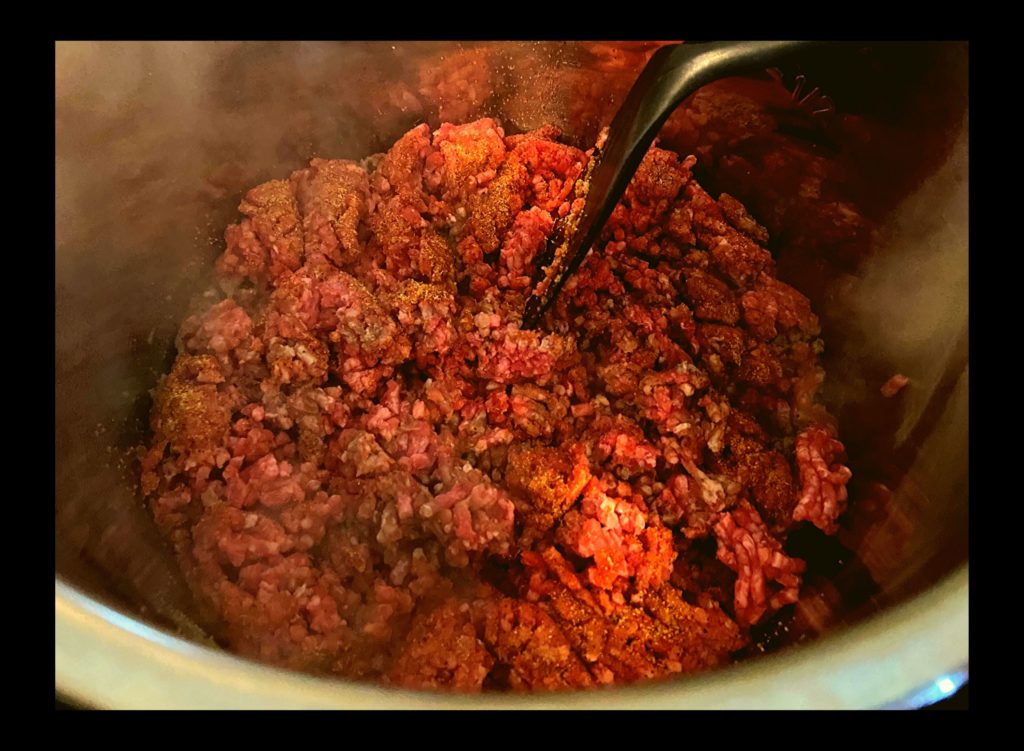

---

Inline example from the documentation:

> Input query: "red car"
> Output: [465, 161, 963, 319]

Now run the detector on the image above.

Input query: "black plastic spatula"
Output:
[521, 40, 815, 330]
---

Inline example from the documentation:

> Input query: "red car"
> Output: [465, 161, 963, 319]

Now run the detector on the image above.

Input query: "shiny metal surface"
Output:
[55, 41, 968, 708]
[56, 570, 967, 709]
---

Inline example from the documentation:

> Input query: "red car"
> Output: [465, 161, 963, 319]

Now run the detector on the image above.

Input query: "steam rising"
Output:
[56, 41, 969, 645]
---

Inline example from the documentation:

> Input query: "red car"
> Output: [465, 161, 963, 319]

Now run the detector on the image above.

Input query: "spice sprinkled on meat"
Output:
[143, 117, 851, 692]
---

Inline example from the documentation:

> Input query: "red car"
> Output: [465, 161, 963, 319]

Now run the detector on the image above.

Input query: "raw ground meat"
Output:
[881, 373, 909, 397]
[142, 116, 851, 692]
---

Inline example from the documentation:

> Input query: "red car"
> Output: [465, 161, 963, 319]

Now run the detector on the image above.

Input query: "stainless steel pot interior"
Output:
[55, 41, 968, 708]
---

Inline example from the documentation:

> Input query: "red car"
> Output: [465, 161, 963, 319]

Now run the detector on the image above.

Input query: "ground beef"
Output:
[881, 373, 909, 397]
[793, 426, 852, 535]
[713, 501, 806, 626]
[290, 158, 369, 269]
[387, 599, 494, 692]
[143, 116, 851, 692]
[217, 180, 304, 284]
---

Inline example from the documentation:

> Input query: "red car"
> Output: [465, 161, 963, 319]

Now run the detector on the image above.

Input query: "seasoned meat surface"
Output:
[142, 118, 851, 691]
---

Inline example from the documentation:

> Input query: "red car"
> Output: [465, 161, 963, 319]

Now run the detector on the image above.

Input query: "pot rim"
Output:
[54, 565, 967, 709]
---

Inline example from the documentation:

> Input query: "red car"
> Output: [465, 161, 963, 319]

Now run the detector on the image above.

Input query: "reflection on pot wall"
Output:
[55, 41, 967, 666]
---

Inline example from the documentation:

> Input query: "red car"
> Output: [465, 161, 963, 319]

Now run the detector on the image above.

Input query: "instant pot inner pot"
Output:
[55, 40, 967, 677]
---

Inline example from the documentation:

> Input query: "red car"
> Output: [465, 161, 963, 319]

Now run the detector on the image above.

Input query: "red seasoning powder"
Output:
[141, 118, 852, 691]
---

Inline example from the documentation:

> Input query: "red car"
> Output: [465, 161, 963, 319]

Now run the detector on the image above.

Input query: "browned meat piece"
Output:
[149, 354, 234, 456]
[476, 595, 594, 691]
[291, 158, 369, 268]
[433, 119, 507, 205]
[505, 443, 590, 532]
[524, 547, 743, 684]
[218, 180, 304, 284]
[741, 275, 820, 341]
[684, 268, 740, 325]
[387, 600, 493, 692]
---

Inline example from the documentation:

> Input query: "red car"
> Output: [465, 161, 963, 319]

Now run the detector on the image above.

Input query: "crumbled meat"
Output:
[217, 180, 304, 284]
[387, 600, 493, 692]
[881, 373, 910, 397]
[713, 501, 806, 626]
[142, 117, 851, 693]
[290, 158, 369, 268]
[793, 425, 853, 534]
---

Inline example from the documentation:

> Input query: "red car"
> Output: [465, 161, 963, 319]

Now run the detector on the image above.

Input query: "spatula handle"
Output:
[522, 41, 816, 330]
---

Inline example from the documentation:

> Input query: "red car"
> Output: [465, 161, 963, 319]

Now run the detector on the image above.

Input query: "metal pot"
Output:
[55, 41, 968, 709]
